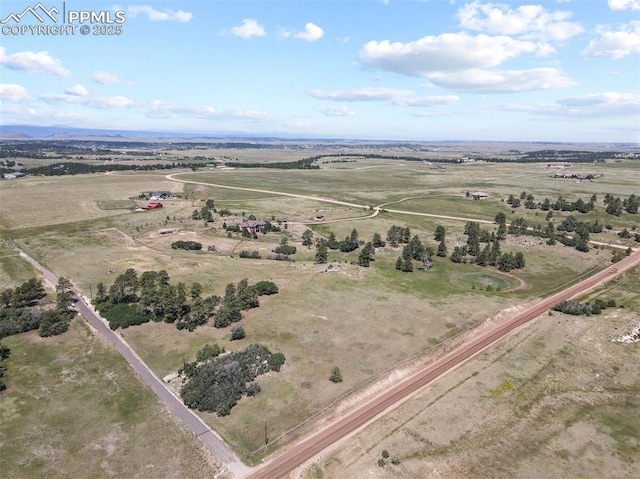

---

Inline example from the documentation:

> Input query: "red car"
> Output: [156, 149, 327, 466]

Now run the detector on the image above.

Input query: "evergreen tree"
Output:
[315, 243, 328, 264]
[437, 238, 447, 257]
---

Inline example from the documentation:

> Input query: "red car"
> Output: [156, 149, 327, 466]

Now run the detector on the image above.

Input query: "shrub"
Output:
[250, 281, 279, 296]
[329, 366, 343, 383]
[171, 240, 202, 251]
[239, 250, 261, 259]
[230, 325, 246, 341]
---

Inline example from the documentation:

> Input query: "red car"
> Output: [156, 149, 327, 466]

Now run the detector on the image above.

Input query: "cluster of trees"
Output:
[94, 269, 278, 331]
[553, 298, 616, 316]
[0, 342, 10, 391]
[395, 235, 433, 272]
[604, 194, 639, 216]
[319, 229, 361, 253]
[313, 229, 386, 266]
[1, 278, 46, 308]
[449, 221, 526, 272]
[0, 278, 74, 339]
[191, 199, 216, 222]
[171, 240, 203, 251]
[180, 343, 285, 416]
[386, 225, 412, 247]
[507, 192, 597, 214]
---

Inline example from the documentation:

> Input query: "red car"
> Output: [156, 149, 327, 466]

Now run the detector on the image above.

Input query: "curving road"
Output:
[17, 250, 250, 478]
[247, 249, 640, 479]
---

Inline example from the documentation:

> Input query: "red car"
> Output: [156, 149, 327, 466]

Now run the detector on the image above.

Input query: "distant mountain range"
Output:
[0, 124, 245, 139]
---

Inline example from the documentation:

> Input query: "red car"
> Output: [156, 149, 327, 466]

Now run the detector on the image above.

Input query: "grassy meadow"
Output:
[1, 150, 639, 467]
[0, 319, 219, 479]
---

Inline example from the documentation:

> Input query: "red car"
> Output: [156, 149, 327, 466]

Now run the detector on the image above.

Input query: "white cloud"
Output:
[145, 100, 272, 121]
[0, 47, 70, 77]
[317, 105, 356, 117]
[581, 21, 640, 59]
[65, 84, 89, 97]
[0, 84, 29, 103]
[92, 71, 131, 85]
[231, 19, 266, 38]
[127, 5, 193, 22]
[509, 91, 640, 118]
[294, 23, 324, 42]
[40, 92, 135, 109]
[310, 87, 415, 102]
[457, 1, 583, 41]
[310, 87, 459, 107]
[279, 22, 324, 42]
[394, 95, 460, 107]
[359, 33, 540, 77]
[427, 68, 576, 93]
[608, 0, 640, 10]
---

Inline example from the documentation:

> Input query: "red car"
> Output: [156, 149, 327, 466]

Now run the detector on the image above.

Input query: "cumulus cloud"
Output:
[65, 84, 89, 97]
[457, 1, 583, 41]
[231, 19, 266, 38]
[310, 87, 459, 107]
[608, 0, 640, 10]
[294, 23, 324, 41]
[0, 84, 29, 102]
[279, 22, 324, 41]
[317, 105, 356, 117]
[127, 5, 193, 22]
[427, 68, 576, 93]
[359, 33, 541, 77]
[581, 21, 640, 59]
[0, 47, 70, 77]
[92, 71, 131, 85]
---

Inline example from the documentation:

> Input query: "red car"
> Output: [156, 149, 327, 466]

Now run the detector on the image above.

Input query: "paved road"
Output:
[18, 250, 250, 478]
[247, 249, 640, 479]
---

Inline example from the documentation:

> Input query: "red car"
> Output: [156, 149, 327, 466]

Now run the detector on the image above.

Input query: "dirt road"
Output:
[247, 249, 640, 479]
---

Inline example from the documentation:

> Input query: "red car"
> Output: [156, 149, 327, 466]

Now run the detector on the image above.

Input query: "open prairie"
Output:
[303, 265, 640, 479]
[0, 319, 220, 479]
[2, 148, 639, 468]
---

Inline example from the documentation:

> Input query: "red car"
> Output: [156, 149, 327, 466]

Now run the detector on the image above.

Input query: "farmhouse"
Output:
[3, 171, 26, 179]
[225, 219, 267, 234]
[147, 202, 163, 209]
[150, 190, 172, 199]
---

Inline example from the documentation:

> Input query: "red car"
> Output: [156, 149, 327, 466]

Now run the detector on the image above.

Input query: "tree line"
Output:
[94, 269, 278, 332]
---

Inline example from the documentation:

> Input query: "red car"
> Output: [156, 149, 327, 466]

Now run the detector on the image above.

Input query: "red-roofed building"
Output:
[147, 202, 163, 209]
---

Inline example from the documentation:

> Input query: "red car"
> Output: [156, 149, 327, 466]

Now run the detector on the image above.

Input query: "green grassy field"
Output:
[0, 319, 218, 479]
[2, 152, 639, 468]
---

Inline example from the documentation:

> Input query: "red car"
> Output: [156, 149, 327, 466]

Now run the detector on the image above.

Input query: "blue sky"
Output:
[0, 0, 638, 142]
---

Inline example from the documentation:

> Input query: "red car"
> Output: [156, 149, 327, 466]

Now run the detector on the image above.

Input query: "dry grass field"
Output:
[302, 266, 640, 479]
[2, 148, 639, 471]
[0, 319, 220, 479]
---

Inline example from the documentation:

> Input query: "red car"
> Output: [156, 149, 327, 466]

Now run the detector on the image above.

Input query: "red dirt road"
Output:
[247, 250, 640, 479]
